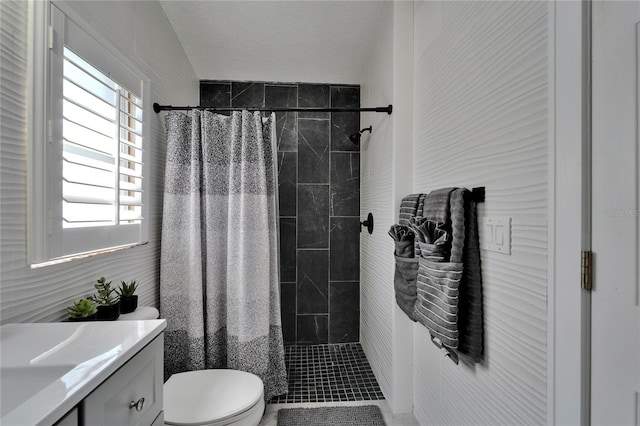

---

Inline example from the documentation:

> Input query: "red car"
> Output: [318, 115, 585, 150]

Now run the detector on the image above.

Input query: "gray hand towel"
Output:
[388, 225, 415, 258]
[409, 217, 450, 259]
[394, 255, 419, 322]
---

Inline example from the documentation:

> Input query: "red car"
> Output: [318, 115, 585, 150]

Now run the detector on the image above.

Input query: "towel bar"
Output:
[471, 187, 485, 203]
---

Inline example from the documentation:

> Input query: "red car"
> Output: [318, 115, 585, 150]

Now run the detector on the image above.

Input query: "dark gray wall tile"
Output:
[200, 82, 231, 108]
[297, 250, 328, 314]
[329, 282, 360, 343]
[265, 85, 297, 107]
[331, 112, 360, 151]
[231, 82, 265, 108]
[298, 185, 329, 248]
[299, 84, 330, 119]
[330, 87, 360, 151]
[298, 119, 330, 184]
[266, 85, 298, 151]
[330, 86, 360, 108]
[330, 217, 360, 281]
[330, 152, 360, 216]
[297, 314, 328, 344]
[277, 152, 297, 217]
[281, 282, 296, 344]
[274, 112, 298, 152]
[280, 218, 296, 282]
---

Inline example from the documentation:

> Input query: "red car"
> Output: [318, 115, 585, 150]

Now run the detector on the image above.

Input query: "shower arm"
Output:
[153, 103, 393, 115]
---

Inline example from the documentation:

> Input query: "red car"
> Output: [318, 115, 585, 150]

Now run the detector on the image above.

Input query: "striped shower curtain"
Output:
[160, 110, 287, 400]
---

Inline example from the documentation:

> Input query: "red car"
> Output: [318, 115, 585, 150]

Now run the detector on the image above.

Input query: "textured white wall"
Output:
[412, 1, 548, 424]
[0, 0, 198, 324]
[359, 0, 395, 402]
[360, 0, 549, 423]
[359, 1, 414, 412]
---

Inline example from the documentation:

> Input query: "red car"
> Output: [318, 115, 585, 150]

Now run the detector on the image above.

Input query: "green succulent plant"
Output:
[67, 298, 98, 319]
[117, 280, 138, 298]
[91, 276, 119, 306]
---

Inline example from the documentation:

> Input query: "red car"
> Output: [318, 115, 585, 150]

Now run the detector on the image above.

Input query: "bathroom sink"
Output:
[0, 320, 166, 425]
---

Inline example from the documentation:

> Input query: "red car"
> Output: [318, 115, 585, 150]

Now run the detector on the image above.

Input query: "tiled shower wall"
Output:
[200, 81, 361, 345]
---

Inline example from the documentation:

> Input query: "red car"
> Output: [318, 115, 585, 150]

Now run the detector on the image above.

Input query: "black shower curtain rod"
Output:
[153, 102, 393, 115]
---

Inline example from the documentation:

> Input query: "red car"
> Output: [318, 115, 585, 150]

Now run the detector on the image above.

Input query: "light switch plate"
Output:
[481, 216, 512, 254]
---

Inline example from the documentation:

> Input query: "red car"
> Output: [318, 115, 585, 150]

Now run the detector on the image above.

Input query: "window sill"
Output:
[30, 241, 149, 269]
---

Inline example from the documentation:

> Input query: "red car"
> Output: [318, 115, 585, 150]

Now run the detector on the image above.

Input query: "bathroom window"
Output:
[30, 3, 150, 265]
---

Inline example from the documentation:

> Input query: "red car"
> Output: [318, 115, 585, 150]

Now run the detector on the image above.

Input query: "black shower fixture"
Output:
[348, 126, 373, 145]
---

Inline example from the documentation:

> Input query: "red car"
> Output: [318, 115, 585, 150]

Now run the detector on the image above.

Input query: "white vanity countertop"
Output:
[0, 319, 166, 426]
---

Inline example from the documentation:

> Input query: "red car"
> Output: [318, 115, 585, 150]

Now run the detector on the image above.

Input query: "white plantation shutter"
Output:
[36, 3, 149, 262]
[61, 48, 144, 227]
[62, 48, 118, 226]
[118, 91, 144, 224]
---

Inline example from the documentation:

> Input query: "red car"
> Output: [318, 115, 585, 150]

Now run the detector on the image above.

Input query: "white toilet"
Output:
[125, 307, 265, 426]
[163, 369, 265, 426]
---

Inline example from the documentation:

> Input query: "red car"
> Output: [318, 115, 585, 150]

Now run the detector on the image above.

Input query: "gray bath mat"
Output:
[277, 405, 386, 426]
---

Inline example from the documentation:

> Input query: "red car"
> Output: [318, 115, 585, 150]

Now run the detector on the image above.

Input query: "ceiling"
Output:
[159, 1, 388, 84]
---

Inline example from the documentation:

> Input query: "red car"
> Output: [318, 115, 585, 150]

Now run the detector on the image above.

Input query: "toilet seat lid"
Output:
[164, 369, 264, 426]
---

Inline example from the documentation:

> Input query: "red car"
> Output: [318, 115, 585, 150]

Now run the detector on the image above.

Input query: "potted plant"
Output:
[67, 298, 98, 321]
[117, 280, 138, 314]
[92, 277, 120, 321]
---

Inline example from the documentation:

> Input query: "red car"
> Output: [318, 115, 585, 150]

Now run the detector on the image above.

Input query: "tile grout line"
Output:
[294, 84, 299, 345]
[328, 91, 332, 345]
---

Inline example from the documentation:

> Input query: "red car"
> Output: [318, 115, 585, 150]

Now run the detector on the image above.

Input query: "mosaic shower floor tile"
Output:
[269, 343, 385, 404]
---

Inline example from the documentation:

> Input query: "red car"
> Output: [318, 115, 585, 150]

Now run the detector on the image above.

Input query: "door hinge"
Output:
[581, 250, 593, 291]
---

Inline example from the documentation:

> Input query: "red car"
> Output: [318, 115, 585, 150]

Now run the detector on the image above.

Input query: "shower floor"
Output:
[269, 343, 385, 404]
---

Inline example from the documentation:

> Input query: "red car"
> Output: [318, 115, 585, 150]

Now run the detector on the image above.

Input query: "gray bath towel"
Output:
[399, 194, 422, 225]
[415, 240, 448, 262]
[452, 189, 483, 362]
[416, 193, 426, 218]
[416, 187, 484, 363]
[394, 186, 484, 353]
[415, 257, 463, 348]
[423, 188, 456, 224]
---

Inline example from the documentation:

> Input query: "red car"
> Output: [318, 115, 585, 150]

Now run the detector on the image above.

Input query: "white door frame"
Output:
[549, 1, 592, 424]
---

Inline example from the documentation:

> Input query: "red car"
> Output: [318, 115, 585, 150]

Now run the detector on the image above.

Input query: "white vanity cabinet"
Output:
[1, 320, 166, 426]
[81, 334, 164, 425]
[54, 408, 79, 426]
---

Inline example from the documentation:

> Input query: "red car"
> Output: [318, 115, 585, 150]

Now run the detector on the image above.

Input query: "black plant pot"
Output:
[97, 301, 121, 321]
[68, 313, 97, 322]
[119, 295, 138, 314]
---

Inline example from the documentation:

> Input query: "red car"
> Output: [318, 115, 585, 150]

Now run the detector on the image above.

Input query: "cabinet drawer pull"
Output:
[129, 397, 145, 412]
